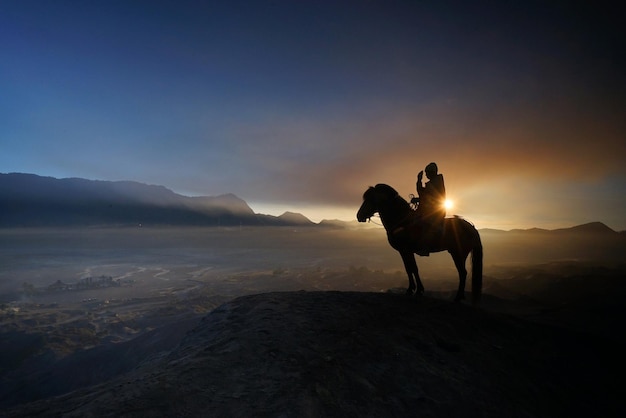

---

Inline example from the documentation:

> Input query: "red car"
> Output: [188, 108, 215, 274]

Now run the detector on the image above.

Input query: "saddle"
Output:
[390, 215, 444, 256]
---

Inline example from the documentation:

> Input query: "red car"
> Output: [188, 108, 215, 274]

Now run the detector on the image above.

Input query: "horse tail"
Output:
[471, 226, 483, 305]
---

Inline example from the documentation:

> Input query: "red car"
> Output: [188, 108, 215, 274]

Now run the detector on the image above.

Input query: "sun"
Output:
[443, 199, 454, 210]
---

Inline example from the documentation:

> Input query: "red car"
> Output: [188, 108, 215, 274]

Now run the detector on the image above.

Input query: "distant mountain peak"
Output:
[277, 211, 315, 225]
[554, 222, 616, 234]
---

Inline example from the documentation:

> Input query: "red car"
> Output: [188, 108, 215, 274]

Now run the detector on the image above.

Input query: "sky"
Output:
[1, 0, 624, 230]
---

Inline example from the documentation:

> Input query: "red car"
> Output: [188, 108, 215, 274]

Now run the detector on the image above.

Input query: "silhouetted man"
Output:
[413, 162, 446, 254]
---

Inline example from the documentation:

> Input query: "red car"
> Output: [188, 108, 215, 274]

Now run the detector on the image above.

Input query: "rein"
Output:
[366, 214, 384, 227]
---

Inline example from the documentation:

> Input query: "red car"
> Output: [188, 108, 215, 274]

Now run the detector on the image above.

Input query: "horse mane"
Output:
[375, 184, 411, 208]
[374, 183, 399, 197]
[363, 183, 398, 201]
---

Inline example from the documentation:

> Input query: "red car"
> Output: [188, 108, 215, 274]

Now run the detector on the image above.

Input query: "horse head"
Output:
[356, 184, 399, 222]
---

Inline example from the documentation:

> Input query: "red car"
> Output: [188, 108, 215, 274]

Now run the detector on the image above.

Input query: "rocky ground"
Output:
[4, 289, 624, 417]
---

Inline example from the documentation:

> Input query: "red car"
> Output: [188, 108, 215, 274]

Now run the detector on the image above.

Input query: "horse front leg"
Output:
[400, 252, 424, 296]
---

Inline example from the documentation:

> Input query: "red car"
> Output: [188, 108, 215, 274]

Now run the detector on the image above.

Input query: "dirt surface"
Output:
[5, 291, 624, 417]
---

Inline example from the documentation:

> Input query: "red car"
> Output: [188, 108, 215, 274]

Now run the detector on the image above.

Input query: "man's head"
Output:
[425, 162, 438, 179]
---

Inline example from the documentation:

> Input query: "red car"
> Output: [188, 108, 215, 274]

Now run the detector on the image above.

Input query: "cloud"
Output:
[226, 93, 623, 205]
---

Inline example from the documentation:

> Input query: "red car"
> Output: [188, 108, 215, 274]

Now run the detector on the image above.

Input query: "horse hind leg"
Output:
[451, 251, 468, 302]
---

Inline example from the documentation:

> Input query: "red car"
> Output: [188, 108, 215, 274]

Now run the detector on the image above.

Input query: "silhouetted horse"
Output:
[357, 184, 482, 304]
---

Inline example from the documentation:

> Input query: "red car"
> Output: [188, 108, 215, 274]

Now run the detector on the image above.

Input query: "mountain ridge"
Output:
[0, 173, 313, 227]
[1, 173, 620, 233]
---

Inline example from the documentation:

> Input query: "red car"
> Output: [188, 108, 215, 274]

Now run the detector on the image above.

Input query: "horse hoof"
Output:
[405, 288, 415, 296]
[454, 295, 465, 303]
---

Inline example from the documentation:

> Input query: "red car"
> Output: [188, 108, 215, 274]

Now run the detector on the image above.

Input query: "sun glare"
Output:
[444, 199, 454, 210]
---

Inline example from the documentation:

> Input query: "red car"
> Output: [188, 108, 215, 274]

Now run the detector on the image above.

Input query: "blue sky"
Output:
[1, 0, 624, 229]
